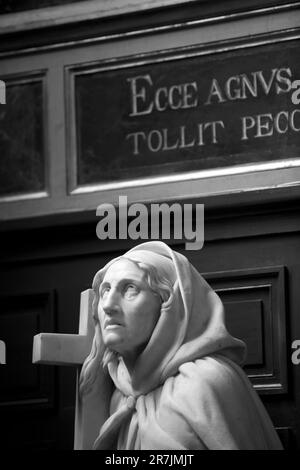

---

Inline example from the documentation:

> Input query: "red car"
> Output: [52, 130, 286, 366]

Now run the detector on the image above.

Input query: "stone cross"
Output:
[33, 289, 94, 367]
[32, 289, 112, 449]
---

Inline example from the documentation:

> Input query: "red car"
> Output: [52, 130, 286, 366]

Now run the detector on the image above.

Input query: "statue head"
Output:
[99, 258, 167, 368]
[80, 254, 173, 395]
[80, 241, 246, 398]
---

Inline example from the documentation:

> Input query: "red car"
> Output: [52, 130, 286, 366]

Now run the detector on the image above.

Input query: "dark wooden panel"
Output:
[0, 0, 291, 16]
[203, 266, 288, 394]
[69, 39, 299, 189]
[0, 1, 295, 57]
[0, 0, 83, 14]
[0, 75, 46, 197]
[225, 299, 263, 366]
[276, 427, 296, 450]
[0, 291, 55, 408]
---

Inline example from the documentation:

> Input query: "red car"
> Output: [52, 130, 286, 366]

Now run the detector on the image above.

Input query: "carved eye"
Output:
[100, 285, 111, 298]
[124, 284, 139, 299]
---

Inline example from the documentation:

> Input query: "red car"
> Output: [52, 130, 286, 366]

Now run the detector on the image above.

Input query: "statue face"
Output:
[98, 258, 161, 365]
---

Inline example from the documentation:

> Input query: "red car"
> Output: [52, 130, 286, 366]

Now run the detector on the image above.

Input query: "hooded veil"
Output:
[79, 241, 282, 450]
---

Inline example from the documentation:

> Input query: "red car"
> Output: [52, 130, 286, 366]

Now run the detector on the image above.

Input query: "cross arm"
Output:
[32, 289, 95, 367]
[33, 332, 90, 366]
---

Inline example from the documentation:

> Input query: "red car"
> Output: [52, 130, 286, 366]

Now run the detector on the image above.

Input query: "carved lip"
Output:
[104, 319, 123, 329]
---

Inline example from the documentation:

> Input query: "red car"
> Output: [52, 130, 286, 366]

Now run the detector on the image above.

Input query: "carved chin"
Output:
[103, 329, 124, 349]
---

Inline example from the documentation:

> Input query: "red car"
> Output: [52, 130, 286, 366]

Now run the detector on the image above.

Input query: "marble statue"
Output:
[78, 241, 283, 450]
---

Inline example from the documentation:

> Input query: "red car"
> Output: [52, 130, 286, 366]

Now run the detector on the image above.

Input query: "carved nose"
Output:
[101, 290, 120, 315]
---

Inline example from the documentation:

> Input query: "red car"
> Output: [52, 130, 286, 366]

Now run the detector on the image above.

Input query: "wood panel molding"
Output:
[0, 290, 56, 410]
[202, 266, 288, 394]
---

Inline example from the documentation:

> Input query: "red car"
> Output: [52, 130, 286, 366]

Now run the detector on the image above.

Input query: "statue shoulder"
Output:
[174, 355, 245, 399]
